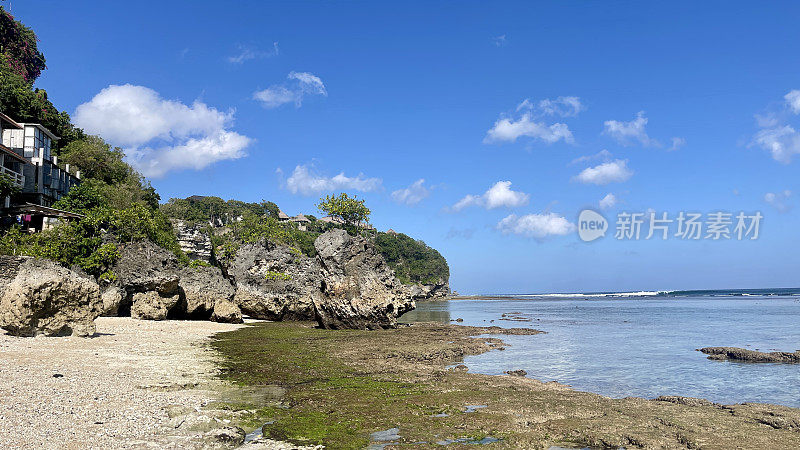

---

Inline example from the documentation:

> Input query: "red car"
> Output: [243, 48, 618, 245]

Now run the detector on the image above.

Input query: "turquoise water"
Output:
[399, 290, 800, 407]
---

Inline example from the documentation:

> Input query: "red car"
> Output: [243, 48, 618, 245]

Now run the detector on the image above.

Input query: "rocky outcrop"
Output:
[0, 256, 101, 337]
[111, 240, 242, 322]
[226, 243, 321, 321]
[113, 240, 182, 317]
[171, 220, 213, 263]
[130, 291, 180, 320]
[312, 230, 415, 329]
[225, 230, 415, 329]
[409, 280, 451, 300]
[699, 347, 800, 363]
[179, 265, 238, 321]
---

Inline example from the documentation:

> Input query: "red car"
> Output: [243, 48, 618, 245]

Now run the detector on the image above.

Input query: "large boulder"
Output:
[179, 265, 236, 319]
[111, 240, 181, 316]
[227, 242, 321, 321]
[211, 298, 243, 323]
[130, 291, 181, 320]
[100, 286, 125, 316]
[0, 256, 102, 337]
[312, 230, 415, 330]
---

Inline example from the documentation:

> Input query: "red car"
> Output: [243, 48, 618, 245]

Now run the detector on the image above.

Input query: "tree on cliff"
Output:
[317, 193, 371, 228]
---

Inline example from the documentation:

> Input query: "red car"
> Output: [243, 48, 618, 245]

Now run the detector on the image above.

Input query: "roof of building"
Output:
[319, 216, 344, 224]
[0, 143, 27, 163]
[290, 213, 311, 223]
[17, 123, 59, 141]
[278, 210, 290, 220]
[6, 203, 85, 219]
[0, 112, 23, 129]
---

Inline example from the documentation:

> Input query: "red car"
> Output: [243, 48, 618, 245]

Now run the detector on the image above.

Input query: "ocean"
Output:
[399, 289, 800, 407]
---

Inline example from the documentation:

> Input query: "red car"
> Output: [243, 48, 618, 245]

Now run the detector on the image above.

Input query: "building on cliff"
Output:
[0, 112, 82, 231]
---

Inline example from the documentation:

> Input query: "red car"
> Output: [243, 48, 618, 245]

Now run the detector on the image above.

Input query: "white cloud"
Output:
[289, 71, 327, 96]
[753, 125, 800, 164]
[484, 113, 573, 144]
[573, 159, 633, 185]
[227, 42, 279, 64]
[570, 149, 612, 165]
[603, 111, 656, 146]
[599, 193, 617, 210]
[492, 34, 507, 47]
[536, 96, 585, 117]
[285, 165, 381, 195]
[750, 90, 800, 163]
[253, 71, 327, 108]
[497, 213, 576, 239]
[128, 131, 251, 178]
[764, 190, 792, 212]
[391, 179, 430, 206]
[485, 97, 583, 145]
[253, 86, 299, 109]
[73, 84, 252, 178]
[785, 90, 800, 114]
[451, 181, 529, 211]
[669, 137, 686, 151]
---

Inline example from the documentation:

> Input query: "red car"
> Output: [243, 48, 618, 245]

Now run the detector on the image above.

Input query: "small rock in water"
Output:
[450, 364, 468, 372]
[463, 405, 487, 413]
[505, 369, 527, 377]
[370, 427, 401, 442]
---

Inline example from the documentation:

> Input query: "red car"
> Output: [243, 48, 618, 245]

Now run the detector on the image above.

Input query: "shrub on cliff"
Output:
[1, 186, 180, 277]
[211, 211, 318, 262]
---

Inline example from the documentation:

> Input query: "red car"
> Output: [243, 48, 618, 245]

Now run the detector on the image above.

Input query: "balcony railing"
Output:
[0, 165, 25, 188]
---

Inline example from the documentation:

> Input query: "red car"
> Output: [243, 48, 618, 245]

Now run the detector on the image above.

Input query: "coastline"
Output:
[209, 321, 800, 449]
[4, 318, 800, 449]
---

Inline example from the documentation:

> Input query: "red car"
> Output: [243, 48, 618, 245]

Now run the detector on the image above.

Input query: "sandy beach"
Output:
[0, 317, 317, 449]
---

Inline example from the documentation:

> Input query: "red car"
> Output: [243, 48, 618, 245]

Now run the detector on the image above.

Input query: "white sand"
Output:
[0, 317, 247, 449]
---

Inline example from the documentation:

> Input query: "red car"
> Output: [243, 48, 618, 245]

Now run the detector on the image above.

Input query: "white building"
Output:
[0, 113, 27, 208]
[1, 119, 81, 207]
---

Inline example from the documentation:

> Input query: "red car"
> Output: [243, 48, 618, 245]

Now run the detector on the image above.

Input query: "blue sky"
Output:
[12, 0, 800, 293]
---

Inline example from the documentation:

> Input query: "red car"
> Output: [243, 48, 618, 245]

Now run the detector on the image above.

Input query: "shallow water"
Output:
[400, 293, 800, 407]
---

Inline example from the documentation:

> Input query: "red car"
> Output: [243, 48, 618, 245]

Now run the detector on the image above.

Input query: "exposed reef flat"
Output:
[209, 321, 800, 449]
[699, 346, 800, 363]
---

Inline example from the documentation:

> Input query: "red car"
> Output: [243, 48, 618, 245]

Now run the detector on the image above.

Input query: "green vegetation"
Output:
[0, 7, 84, 150]
[0, 173, 21, 199]
[1, 180, 182, 276]
[264, 271, 292, 281]
[160, 195, 279, 225]
[375, 231, 449, 285]
[208, 212, 319, 261]
[316, 192, 370, 227]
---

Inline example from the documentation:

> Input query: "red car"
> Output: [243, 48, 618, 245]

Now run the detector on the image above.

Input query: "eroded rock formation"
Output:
[0, 256, 102, 337]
